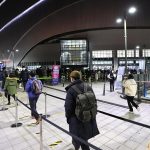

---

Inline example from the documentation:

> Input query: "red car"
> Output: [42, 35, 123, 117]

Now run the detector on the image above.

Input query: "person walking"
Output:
[25, 72, 43, 124]
[65, 70, 99, 150]
[4, 73, 18, 105]
[123, 73, 140, 113]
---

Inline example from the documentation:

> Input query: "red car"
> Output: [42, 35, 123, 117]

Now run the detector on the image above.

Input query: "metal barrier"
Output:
[13, 90, 150, 150]
[16, 97, 102, 150]
[42, 92, 50, 118]
[11, 96, 22, 128]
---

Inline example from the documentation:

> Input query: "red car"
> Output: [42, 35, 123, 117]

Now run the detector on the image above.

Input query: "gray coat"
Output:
[65, 79, 99, 140]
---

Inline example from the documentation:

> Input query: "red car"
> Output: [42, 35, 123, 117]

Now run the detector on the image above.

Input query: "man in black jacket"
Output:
[65, 70, 99, 150]
[20, 66, 29, 91]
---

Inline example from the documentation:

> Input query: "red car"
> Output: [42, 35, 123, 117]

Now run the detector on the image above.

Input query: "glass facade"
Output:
[92, 50, 113, 69]
[117, 49, 139, 57]
[60, 39, 88, 66]
[92, 50, 112, 58]
[143, 49, 150, 57]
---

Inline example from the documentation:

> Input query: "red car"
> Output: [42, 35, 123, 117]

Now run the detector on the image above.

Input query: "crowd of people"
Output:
[0, 65, 141, 150]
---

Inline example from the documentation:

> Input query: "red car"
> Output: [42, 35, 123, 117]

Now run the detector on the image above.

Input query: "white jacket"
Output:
[123, 79, 137, 96]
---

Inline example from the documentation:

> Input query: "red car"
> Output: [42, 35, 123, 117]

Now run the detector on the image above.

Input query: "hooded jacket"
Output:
[4, 77, 18, 95]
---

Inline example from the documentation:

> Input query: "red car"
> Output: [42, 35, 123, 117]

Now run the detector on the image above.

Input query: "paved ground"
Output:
[0, 81, 150, 150]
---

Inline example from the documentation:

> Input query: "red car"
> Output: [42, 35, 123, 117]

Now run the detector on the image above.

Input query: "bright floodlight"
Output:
[116, 18, 122, 23]
[128, 7, 137, 14]
[136, 45, 140, 49]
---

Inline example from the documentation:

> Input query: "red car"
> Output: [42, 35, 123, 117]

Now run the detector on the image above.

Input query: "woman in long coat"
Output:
[4, 73, 18, 105]
[65, 70, 99, 150]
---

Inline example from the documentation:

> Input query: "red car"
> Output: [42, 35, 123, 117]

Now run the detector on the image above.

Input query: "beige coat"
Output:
[123, 79, 137, 96]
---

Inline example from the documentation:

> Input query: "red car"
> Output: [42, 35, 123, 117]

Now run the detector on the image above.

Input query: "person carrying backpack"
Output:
[65, 70, 99, 150]
[25, 72, 43, 125]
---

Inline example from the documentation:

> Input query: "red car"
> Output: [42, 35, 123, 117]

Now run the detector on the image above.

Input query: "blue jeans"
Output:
[29, 97, 39, 120]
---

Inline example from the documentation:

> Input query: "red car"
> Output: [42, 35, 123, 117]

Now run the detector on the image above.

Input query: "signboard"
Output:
[52, 65, 60, 85]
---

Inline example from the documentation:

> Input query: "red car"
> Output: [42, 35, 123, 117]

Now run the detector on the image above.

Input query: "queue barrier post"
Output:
[103, 74, 106, 96]
[39, 114, 43, 150]
[11, 96, 22, 128]
[43, 92, 50, 118]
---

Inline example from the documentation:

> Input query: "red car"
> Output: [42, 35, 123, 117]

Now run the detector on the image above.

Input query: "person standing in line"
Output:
[123, 73, 140, 113]
[4, 73, 18, 105]
[20, 66, 29, 91]
[25, 72, 43, 124]
[107, 70, 116, 92]
[64, 70, 99, 150]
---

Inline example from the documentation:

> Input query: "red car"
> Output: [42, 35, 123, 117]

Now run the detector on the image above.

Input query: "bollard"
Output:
[39, 114, 43, 150]
[43, 92, 50, 118]
[11, 96, 22, 127]
[0, 92, 8, 111]
[103, 75, 106, 96]
[103, 82, 105, 96]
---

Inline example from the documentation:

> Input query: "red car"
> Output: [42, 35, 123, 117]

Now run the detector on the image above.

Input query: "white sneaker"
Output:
[137, 107, 140, 112]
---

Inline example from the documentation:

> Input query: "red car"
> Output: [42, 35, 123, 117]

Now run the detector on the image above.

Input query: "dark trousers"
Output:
[29, 97, 39, 120]
[126, 95, 138, 111]
[110, 81, 114, 92]
[23, 81, 27, 91]
[72, 139, 90, 150]
[8, 94, 15, 104]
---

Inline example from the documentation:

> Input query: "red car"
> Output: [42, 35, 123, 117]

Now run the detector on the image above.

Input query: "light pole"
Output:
[8, 49, 19, 70]
[116, 6, 137, 74]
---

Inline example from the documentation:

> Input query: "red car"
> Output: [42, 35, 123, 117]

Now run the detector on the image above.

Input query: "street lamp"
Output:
[12, 49, 19, 69]
[116, 6, 137, 74]
[7, 49, 19, 69]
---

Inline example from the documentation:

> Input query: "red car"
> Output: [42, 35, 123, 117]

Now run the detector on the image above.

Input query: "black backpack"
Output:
[72, 83, 97, 122]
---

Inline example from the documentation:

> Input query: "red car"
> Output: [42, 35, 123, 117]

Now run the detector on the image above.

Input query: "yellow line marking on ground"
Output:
[49, 141, 62, 147]
[19, 115, 29, 119]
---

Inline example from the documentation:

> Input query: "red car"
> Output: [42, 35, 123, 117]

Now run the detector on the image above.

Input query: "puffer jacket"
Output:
[65, 79, 99, 140]
[123, 79, 137, 96]
[4, 77, 18, 95]
[25, 77, 43, 98]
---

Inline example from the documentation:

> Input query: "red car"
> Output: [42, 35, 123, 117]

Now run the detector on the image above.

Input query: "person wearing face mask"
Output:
[20, 66, 29, 91]
[64, 70, 99, 150]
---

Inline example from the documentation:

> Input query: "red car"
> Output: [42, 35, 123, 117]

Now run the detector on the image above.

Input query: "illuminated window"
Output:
[117, 49, 139, 57]
[143, 49, 150, 57]
[92, 50, 112, 58]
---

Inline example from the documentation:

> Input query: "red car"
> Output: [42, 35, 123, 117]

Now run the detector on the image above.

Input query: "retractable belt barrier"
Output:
[16, 98, 102, 150]
[42, 92, 150, 129]
[42, 117, 102, 150]
[98, 110, 150, 129]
